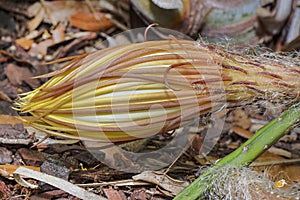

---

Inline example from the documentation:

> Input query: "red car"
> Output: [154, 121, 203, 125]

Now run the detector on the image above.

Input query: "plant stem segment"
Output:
[175, 102, 300, 200]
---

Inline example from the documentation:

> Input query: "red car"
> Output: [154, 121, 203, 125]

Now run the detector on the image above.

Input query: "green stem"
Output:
[174, 102, 300, 200]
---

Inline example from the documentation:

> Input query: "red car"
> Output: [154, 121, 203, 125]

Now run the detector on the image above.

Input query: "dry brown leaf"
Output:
[15, 38, 34, 50]
[29, 38, 54, 56]
[231, 126, 253, 139]
[27, 0, 93, 27]
[4, 64, 40, 88]
[52, 24, 65, 44]
[69, 12, 112, 31]
[27, 2, 45, 31]
[133, 171, 188, 196]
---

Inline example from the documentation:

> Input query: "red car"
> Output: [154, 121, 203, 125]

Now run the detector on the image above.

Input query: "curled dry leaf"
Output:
[4, 64, 40, 88]
[69, 12, 112, 31]
[133, 171, 189, 196]
[13, 167, 107, 200]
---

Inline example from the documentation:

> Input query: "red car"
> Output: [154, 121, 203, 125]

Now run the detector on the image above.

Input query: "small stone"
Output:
[40, 158, 70, 191]
[37, 53, 43, 60]
[44, 55, 53, 61]
[8, 45, 16, 51]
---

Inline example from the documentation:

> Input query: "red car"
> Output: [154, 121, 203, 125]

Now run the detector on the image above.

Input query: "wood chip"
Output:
[103, 187, 127, 200]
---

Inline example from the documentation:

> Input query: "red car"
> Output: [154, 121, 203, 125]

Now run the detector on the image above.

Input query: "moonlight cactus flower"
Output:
[16, 39, 300, 142]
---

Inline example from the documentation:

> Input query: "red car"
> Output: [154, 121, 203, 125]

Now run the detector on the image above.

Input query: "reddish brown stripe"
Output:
[244, 61, 265, 69]
[222, 64, 248, 74]
[231, 81, 257, 86]
[224, 99, 240, 103]
[272, 81, 294, 88]
[225, 89, 240, 94]
[193, 77, 232, 84]
[257, 71, 282, 79]
[36, 85, 73, 101]
[246, 86, 265, 94]
[289, 68, 300, 74]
